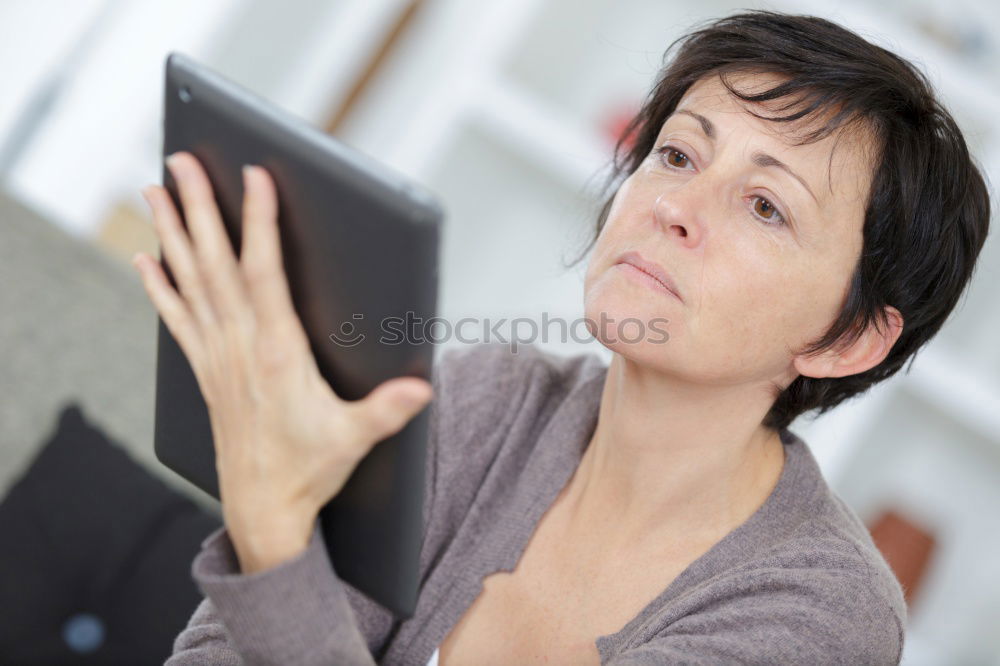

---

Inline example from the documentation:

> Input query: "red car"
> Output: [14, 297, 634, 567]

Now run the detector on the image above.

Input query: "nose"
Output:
[652, 184, 707, 248]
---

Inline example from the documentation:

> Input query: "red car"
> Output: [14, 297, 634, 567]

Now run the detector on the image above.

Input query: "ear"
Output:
[794, 306, 904, 379]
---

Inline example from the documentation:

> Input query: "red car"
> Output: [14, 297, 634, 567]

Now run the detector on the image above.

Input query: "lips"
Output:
[616, 251, 684, 302]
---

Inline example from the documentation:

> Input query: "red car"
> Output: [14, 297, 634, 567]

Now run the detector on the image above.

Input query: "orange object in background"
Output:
[601, 103, 641, 153]
[867, 507, 937, 608]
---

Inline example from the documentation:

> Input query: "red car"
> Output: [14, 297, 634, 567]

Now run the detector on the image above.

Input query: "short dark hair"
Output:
[572, 10, 992, 431]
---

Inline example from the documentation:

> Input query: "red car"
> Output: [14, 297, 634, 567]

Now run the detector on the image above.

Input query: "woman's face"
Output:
[583, 72, 874, 387]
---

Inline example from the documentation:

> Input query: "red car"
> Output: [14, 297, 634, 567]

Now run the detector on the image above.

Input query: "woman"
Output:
[136, 11, 989, 665]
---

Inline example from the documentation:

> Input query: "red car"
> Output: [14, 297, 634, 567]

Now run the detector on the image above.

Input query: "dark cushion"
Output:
[0, 403, 221, 665]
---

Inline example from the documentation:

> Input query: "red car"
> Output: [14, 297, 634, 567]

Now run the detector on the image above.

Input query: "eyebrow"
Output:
[671, 109, 819, 204]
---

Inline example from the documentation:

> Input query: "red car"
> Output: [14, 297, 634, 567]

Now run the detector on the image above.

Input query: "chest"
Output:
[436, 509, 706, 665]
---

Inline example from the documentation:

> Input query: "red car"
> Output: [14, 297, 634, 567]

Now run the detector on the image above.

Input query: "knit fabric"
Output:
[166, 342, 905, 665]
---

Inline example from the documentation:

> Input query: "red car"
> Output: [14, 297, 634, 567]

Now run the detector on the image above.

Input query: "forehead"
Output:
[665, 73, 875, 205]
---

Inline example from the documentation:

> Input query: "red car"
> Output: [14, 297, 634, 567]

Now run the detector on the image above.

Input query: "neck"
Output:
[562, 352, 787, 553]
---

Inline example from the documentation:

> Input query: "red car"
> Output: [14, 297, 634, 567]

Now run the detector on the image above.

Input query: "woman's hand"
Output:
[132, 151, 433, 573]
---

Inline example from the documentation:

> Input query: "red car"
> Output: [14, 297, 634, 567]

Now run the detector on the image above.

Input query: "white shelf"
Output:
[421, 118, 594, 347]
[791, 376, 902, 487]
[266, 0, 414, 126]
[468, 80, 615, 195]
[903, 343, 1000, 444]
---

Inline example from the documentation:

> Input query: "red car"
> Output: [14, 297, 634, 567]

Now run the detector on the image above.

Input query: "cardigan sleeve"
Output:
[165, 522, 391, 665]
[163, 342, 554, 665]
[163, 346, 465, 665]
[603, 569, 904, 666]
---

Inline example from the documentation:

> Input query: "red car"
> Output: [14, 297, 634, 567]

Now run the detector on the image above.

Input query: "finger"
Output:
[131, 251, 204, 363]
[143, 184, 220, 329]
[239, 164, 303, 341]
[165, 152, 250, 325]
[345, 377, 434, 446]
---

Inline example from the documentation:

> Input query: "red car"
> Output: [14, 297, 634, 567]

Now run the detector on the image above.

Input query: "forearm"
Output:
[168, 523, 377, 666]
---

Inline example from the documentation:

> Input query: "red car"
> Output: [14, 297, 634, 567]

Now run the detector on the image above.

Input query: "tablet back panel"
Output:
[154, 52, 441, 617]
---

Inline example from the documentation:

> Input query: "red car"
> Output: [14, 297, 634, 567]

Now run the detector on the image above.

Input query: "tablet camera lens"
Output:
[179, 86, 192, 103]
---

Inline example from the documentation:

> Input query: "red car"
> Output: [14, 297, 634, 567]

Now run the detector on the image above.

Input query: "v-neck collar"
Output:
[409, 361, 821, 664]
[489, 366, 818, 661]
[593, 426, 816, 658]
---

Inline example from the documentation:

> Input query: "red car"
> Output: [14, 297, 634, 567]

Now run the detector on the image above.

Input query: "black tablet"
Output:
[153, 52, 442, 617]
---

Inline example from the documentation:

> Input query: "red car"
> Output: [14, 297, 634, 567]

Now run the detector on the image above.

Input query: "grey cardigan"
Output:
[165, 342, 906, 665]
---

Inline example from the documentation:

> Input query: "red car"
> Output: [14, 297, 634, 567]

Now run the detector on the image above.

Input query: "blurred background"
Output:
[1, 0, 998, 663]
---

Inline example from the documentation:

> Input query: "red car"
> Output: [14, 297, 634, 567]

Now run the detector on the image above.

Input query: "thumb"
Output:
[351, 377, 434, 444]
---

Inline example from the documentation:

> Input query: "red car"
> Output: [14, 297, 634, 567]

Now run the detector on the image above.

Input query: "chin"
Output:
[582, 281, 677, 362]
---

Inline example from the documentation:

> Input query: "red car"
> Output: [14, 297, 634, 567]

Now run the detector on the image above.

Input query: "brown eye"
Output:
[751, 196, 786, 226]
[665, 148, 690, 168]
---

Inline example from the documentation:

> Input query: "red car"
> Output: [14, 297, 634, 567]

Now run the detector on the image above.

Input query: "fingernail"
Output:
[242, 164, 255, 181]
[130, 252, 143, 268]
[166, 152, 182, 171]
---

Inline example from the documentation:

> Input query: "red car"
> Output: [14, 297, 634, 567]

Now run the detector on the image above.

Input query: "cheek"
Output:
[705, 249, 845, 361]
[693, 243, 826, 363]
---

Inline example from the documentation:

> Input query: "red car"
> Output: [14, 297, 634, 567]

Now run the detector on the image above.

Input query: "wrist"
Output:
[226, 504, 318, 574]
